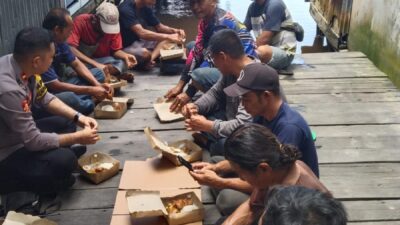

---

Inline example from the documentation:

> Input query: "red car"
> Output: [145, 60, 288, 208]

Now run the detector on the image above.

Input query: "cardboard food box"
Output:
[144, 127, 202, 166]
[114, 160, 202, 225]
[119, 160, 200, 190]
[153, 97, 184, 122]
[160, 43, 185, 61]
[2, 211, 57, 225]
[110, 215, 202, 225]
[109, 76, 128, 89]
[78, 152, 120, 184]
[126, 190, 204, 225]
[94, 98, 128, 119]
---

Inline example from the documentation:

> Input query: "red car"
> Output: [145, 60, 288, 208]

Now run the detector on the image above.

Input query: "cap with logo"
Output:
[223, 63, 279, 97]
[96, 2, 120, 34]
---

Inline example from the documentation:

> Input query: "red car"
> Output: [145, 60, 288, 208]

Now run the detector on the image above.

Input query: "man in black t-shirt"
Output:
[118, 0, 186, 69]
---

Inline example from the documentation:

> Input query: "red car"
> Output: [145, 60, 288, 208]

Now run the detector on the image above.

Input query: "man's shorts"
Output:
[267, 46, 295, 70]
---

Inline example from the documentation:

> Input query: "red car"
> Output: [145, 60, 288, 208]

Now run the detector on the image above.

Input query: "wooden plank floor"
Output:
[46, 52, 400, 225]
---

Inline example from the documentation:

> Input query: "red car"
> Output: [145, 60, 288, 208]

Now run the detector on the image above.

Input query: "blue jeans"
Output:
[94, 56, 126, 74]
[56, 92, 94, 115]
[190, 67, 222, 93]
[32, 92, 95, 118]
[64, 67, 105, 85]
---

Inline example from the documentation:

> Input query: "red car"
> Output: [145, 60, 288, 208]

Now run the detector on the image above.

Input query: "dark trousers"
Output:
[0, 116, 77, 194]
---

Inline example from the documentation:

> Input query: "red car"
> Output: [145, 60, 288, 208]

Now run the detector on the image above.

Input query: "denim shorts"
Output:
[267, 46, 295, 70]
[190, 67, 222, 92]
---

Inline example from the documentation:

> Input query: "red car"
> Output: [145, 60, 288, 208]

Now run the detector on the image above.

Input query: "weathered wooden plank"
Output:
[287, 92, 400, 104]
[320, 163, 400, 199]
[348, 222, 400, 225]
[118, 90, 165, 109]
[289, 66, 388, 79]
[300, 51, 366, 59]
[89, 123, 400, 166]
[292, 102, 400, 126]
[97, 108, 185, 132]
[96, 101, 400, 132]
[281, 77, 397, 94]
[344, 200, 400, 222]
[119, 91, 400, 111]
[88, 130, 193, 165]
[314, 124, 400, 163]
[73, 173, 121, 190]
[59, 188, 117, 211]
[300, 57, 372, 65]
[47, 209, 112, 225]
[96, 102, 400, 131]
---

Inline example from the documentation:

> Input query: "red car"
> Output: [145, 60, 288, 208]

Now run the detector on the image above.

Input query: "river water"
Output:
[155, 0, 328, 54]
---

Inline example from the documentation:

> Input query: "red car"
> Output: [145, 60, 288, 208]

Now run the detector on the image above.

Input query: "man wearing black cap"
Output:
[186, 29, 318, 219]
[224, 63, 319, 177]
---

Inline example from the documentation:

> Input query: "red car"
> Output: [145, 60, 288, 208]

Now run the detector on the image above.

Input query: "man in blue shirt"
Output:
[224, 63, 319, 177]
[41, 8, 112, 115]
[119, 0, 185, 69]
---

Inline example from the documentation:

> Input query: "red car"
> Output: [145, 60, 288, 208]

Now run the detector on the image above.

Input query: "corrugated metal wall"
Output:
[0, 0, 62, 56]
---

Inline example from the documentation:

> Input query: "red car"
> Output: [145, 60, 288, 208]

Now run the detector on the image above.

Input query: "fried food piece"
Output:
[165, 195, 194, 214]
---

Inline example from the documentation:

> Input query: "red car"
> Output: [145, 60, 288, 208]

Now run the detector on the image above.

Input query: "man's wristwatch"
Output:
[73, 112, 81, 123]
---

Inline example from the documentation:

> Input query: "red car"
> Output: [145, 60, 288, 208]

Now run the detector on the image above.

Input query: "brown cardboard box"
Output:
[119, 159, 200, 190]
[114, 159, 202, 225]
[160, 44, 185, 61]
[109, 79, 128, 89]
[126, 191, 204, 225]
[94, 98, 129, 119]
[78, 152, 120, 184]
[2, 211, 57, 225]
[153, 98, 184, 122]
[113, 190, 202, 215]
[105, 97, 134, 105]
[144, 127, 202, 166]
[110, 215, 202, 225]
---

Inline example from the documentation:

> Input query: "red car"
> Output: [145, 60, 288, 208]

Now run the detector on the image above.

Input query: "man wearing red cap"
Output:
[68, 2, 137, 82]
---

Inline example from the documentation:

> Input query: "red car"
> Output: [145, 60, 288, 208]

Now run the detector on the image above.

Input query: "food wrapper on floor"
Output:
[2, 211, 57, 225]
[109, 76, 128, 89]
[160, 43, 185, 61]
[144, 127, 202, 166]
[94, 97, 130, 119]
[153, 97, 184, 122]
[78, 152, 120, 184]
[126, 191, 204, 225]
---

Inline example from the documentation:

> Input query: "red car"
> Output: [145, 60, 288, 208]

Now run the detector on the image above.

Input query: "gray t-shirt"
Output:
[244, 0, 297, 54]
[0, 54, 59, 162]
[194, 74, 253, 138]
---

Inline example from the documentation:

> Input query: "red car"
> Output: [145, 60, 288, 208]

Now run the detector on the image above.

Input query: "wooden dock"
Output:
[47, 51, 400, 225]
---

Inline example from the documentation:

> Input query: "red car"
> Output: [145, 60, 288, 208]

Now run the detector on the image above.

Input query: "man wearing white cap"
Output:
[68, 2, 137, 82]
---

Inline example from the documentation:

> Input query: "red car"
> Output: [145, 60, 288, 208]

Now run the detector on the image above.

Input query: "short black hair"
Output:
[224, 123, 301, 171]
[42, 8, 70, 30]
[208, 29, 245, 59]
[13, 27, 54, 60]
[263, 186, 347, 225]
